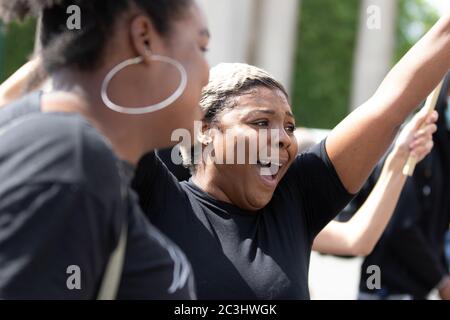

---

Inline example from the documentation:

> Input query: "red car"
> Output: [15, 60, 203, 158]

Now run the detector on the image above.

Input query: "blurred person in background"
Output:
[346, 71, 450, 300]
[311, 108, 435, 257]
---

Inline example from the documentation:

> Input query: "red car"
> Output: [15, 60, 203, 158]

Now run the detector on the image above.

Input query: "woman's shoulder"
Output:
[0, 109, 123, 198]
[0, 91, 41, 127]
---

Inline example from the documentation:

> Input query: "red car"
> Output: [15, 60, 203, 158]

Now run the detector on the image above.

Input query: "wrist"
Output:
[384, 147, 409, 174]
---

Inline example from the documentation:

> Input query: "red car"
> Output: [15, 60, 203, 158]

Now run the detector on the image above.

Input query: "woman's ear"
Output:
[198, 122, 218, 145]
[198, 122, 214, 145]
[129, 15, 157, 63]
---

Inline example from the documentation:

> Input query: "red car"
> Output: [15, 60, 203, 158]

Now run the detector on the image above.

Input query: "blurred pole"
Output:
[33, 14, 42, 56]
[253, 0, 301, 94]
[350, 0, 398, 110]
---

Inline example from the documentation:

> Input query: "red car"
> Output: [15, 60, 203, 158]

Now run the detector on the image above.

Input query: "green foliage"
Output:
[291, 0, 360, 129]
[292, 0, 439, 129]
[395, 0, 439, 61]
[0, 18, 36, 83]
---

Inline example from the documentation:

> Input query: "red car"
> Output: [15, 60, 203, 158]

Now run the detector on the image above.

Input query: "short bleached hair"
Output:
[181, 63, 289, 172]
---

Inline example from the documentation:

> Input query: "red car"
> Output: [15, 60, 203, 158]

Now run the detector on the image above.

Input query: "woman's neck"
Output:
[191, 165, 232, 204]
[43, 71, 146, 165]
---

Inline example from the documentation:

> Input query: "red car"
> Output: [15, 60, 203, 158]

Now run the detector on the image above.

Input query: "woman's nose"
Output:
[278, 128, 291, 149]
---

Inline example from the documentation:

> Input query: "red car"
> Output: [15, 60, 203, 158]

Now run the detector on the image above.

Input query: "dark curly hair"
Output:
[0, 0, 192, 72]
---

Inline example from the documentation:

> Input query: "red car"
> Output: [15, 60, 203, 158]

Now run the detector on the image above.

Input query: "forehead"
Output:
[225, 86, 292, 117]
[182, 1, 209, 32]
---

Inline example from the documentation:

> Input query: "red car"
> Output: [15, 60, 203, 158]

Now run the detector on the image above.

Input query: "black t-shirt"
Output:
[356, 151, 450, 298]
[132, 142, 353, 299]
[0, 92, 195, 299]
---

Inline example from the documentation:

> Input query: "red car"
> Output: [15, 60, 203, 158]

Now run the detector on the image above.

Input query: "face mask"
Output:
[446, 97, 450, 131]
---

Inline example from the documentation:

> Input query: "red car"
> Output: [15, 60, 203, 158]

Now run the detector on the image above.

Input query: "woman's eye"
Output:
[200, 47, 209, 53]
[252, 120, 269, 127]
[285, 125, 296, 133]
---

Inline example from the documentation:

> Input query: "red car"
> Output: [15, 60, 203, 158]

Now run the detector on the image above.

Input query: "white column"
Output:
[253, 0, 301, 93]
[196, 0, 257, 67]
[350, 0, 398, 110]
[197, 0, 301, 94]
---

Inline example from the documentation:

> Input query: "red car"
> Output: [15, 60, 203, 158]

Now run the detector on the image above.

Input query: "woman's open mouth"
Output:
[256, 159, 283, 187]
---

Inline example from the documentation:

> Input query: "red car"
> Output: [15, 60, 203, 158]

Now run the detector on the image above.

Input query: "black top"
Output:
[132, 142, 353, 299]
[0, 92, 195, 299]
[356, 151, 450, 299]
[156, 148, 191, 182]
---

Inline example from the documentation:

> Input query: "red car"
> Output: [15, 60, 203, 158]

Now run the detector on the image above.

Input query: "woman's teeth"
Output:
[257, 160, 283, 177]
[258, 160, 271, 168]
[257, 160, 283, 168]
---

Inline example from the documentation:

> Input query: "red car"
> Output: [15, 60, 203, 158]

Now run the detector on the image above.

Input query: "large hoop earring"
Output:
[101, 55, 188, 115]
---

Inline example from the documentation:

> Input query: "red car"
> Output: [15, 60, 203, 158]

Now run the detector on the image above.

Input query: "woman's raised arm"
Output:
[0, 58, 43, 107]
[326, 14, 450, 194]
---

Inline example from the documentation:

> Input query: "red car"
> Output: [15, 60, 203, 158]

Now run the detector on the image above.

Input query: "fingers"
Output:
[394, 110, 438, 163]
[411, 140, 434, 161]
[408, 117, 436, 161]
[413, 123, 437, 140]
[426, 110, 439, 124]
[409, 109, 439, 131]
[408, 122, 435, 147]
[410, 135, 433, 150]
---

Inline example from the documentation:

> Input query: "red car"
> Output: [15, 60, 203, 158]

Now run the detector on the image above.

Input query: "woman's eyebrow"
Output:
[245, 109, 295, 118]
[286, 111, 295, 118]
[246, 109, 276, 116]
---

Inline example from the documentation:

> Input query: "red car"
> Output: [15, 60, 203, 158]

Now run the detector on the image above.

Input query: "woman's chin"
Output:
[246, 192, 274, 211]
